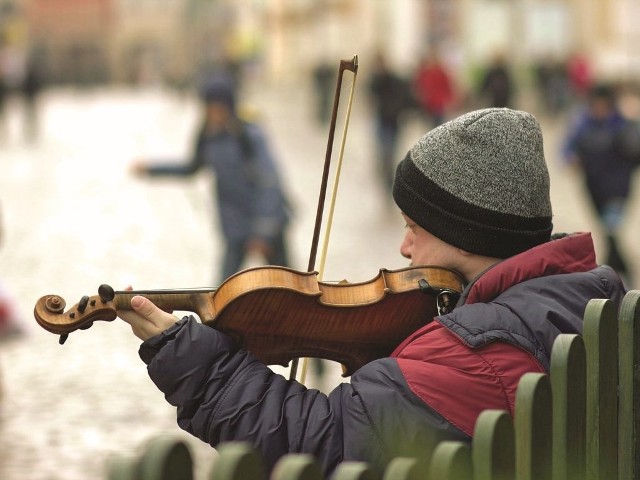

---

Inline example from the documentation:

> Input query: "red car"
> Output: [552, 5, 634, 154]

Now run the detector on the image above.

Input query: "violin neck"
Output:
[113, 288, 217, 320]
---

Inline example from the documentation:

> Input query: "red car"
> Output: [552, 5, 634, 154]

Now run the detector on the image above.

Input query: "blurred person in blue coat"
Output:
[562, 83, 637, 286]
[133, 76, 292, 283]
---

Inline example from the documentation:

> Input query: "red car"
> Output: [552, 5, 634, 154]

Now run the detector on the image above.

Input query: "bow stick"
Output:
[290, 54, 359, 383]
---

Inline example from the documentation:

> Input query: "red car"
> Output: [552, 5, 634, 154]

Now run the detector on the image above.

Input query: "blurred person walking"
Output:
[567, 51, 593, 103]
[0, 70, 6, 142]
[411, 52, 455, 127]
[562, 84, 637, 286]
[20, 50, 45, 144]
[133, 76, 292, 284]
[478, 53, 514, 109]
[368, 52, 411, 196]
[0, 201, 27, 411]
[534, 55, 570, 116]
[312, 60, 334, 126]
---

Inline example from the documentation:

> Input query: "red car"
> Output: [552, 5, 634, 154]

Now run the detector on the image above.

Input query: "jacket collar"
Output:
[461, 232, 597, 305]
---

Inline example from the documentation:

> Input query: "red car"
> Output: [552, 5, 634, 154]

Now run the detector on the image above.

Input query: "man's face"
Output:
[400, 213, 460, 269]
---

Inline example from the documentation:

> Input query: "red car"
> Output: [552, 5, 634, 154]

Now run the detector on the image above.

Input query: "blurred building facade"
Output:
[0, 0, 638, 89]
[25, 0, 113, 84]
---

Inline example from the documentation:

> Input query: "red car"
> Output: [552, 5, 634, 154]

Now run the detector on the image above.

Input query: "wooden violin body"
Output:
[34, 265, 464, 376]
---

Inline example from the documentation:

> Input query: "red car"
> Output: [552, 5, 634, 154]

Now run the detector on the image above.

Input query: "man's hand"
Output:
[129, 159, 149, 176]
[118, 295, 180, 341]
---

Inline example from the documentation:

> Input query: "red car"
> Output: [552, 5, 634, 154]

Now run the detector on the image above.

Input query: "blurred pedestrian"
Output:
[21, 50, 45, 143]
[562, 83, 637, 286]
[368, 52, 411, 195]
[567, 51, 593, 103]
[0, 202, 23, 342]
[0, 200, 27, 411]
[478, 53, 514, 108]
[312, 60, 334, 126]
[412, 52, 455, 127]
[133, 76, 292, 284]
[0, 54, 7, 141]
[534, 55, 570, 116]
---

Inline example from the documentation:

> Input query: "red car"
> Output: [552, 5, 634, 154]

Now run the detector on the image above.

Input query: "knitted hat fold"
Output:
[393, 108, 553, 258]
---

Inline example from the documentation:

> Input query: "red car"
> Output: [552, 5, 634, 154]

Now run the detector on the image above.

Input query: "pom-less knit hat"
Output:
[200, 75, 236, 111]
[392, 108, 552, 258]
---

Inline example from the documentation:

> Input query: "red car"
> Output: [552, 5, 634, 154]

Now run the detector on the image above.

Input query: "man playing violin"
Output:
[118, 108, 625, 475]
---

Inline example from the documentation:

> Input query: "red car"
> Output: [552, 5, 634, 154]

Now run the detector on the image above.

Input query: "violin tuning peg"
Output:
[59, 334, 69, 345]
[77, 295, 90, 313]
[98, 284, 115, 303]
[418, 279, 434, 293]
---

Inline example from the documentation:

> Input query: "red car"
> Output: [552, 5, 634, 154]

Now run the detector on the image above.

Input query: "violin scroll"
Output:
[34, 284, 120, 337]
[34, 283, 216, 341]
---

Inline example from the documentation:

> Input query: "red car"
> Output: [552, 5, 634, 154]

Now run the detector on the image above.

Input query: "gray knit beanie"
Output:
[392, 108, 552, 258]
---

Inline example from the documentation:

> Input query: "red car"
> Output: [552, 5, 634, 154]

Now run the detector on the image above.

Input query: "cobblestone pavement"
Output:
[0, 79, 637, 479]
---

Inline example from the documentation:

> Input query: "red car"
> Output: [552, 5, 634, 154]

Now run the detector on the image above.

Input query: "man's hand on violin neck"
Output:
[118, 295, 180, 341]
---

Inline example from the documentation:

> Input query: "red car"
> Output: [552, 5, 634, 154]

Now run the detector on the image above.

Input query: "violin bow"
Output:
[290, 55, 359, 382]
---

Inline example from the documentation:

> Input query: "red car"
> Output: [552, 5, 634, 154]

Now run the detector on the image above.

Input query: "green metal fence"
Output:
[106, 290, 640, 480]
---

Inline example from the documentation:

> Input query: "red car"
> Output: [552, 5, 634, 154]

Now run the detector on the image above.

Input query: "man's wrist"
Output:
[138, 316, 190, 364]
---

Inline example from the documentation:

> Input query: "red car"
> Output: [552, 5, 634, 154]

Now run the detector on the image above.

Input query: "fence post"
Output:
[584, 298, 618, 480]
[472, 409, 515, 480]
[105, 455, 139, 480]
[619, 290, 640, 479]
[515, 372, 552, 480]
[137, 435, 194, 480]
[271, 454, 323, 480]
[550, 333, 586, 480]
[332, 462, 376, 480]
[209, 442, 266, 480]
[382, 457, 426, 480]
[428, 441, 472, 480]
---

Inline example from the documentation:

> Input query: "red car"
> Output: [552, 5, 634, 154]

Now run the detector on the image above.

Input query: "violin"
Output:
[33, 265, 463, 376]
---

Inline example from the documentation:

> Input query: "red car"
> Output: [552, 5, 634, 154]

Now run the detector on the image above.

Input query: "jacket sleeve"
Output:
[139, 316, 372, 473]
[140, 317, 467, 475]
[144, 128, 206, 177]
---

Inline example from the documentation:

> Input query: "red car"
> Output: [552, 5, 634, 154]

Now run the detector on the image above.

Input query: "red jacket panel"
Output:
[393, 321, 545, 436]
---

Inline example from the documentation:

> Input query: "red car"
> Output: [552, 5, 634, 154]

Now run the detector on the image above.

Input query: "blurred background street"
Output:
[1, 1, 640, 479]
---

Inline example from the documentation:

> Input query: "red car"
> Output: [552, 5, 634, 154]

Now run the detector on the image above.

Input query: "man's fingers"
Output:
[117, 292, 180, 341]
[130, 296, 172, 327]
[130, 295, 159, 319]
[128, 295, 180, 337]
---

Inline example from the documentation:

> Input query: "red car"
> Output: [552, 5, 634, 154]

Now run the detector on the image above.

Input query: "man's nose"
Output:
[400, 235, 412, 260]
